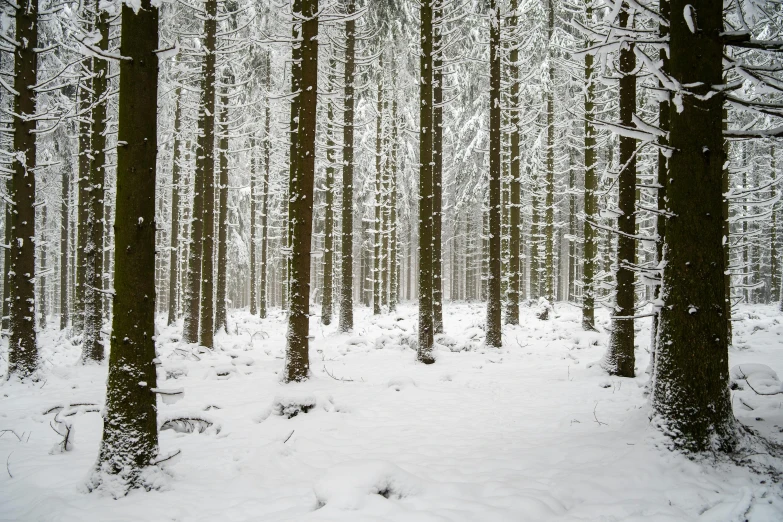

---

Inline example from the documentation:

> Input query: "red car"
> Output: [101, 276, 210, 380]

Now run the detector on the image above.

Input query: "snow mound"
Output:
[387, 376, 416, 391]
[731, 364, 782, 394]
[313, 460, 423, 510]
[257, 392, 342, 422]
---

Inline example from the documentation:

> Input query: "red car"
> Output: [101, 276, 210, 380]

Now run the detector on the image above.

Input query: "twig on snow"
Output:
[283, 430, 295, 444]
[6, 451, 12, 478]
[593, 402, 607, 426]
[323, 365, 354, 382]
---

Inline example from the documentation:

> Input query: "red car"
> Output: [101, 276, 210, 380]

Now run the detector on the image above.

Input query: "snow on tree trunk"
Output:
[651, 0, 737, 453]
[339, 2, 356, 333]
[284, 0, 319, 383]
[90, 0, 160, 493]
[8, 0, 40, 379]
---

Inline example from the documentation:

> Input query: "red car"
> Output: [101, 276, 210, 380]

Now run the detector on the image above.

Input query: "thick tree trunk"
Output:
[605, 2, 636, 378]
[197, 0, 219, 348]
[339, 1, 356, 332]
[83, 10, 110, 363]
[8, 0, 40, 378]
[75, 53, 93, 336]
[284, 0, 319, 382]
[91, 0, 159, 491]
[418, 0, 436, 362]
[168, 86, 183, 325]
[651, 0, 736, 452]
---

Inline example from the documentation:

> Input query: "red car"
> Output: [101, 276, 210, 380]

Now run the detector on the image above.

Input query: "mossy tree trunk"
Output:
[651, 0, 736, 453]
[92, 0, 159, 491]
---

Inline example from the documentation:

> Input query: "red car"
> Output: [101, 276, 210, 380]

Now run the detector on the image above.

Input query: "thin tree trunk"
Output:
[485, 0, 502, 348]
[83, 8, 110, 363]
[373, 61, 382, 315]
[339, 1, 356, 332]
[60, 155, 71, 330]
[543, 0, 555, 306]
[168, 86, 184, 325]
[215, 81, 230, 332]
[284, 0, 319, 382]
[582, 2, 597, 331]
[260, 54, 271, 319]
[432, 0, 444, 333]
[605, 2, 636, 378]
[198, 0, 219, 348]
[418, 0, 436, 362]
[506, 0, 520, 325]
[322, 58, 337, 325]
[389, 98, 399, 311]
[39, 206, 47, 330]
[91, 0, 159, 490]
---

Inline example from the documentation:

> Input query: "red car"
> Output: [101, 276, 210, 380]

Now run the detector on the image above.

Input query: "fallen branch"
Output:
[323, 365, 354, 382]
[283, 430, 295, 444]
[593, 402, 607, 426]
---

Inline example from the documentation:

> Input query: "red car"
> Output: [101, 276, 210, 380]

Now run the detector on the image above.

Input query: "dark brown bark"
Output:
[605, 2, 636, 378]
[8, 0, 40, 378]
[92, 0, 159, 491]
[168, 85, 183, 325]
[432, 0, 444, 334]
[652, 0, 736, 452]
[505, 0, 520, 326]
[284, 0, 318, 382]
[215, 82, 230, 332]
[322, 58, 337, 325]
[339, 0, 356, 332]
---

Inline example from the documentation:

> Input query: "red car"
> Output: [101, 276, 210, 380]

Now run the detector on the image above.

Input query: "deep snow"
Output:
[2, 302, 783, 521]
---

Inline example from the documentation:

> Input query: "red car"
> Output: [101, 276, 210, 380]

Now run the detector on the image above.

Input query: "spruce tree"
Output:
[91, 0, 160, 492]
[651, 0, 736, 452]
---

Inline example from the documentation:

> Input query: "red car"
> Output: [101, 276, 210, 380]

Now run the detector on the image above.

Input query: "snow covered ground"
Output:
[2, 302, 783, 521]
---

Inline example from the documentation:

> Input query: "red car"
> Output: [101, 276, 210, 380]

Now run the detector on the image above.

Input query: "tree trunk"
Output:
[83, 9, 110, 363]
[485, 0, 502, 348]
[215, 82, 230, 332]
[284, 0, 318, 382]
[168, 85, 184, 325]
[582, 6, 597, 330]
[652, 0, 736, 452]
[373, 62, 382, 316]
[322, 58, 337, 325]
[75, 51, 93, 337]
[418, 0, 436, 362]
[605, 2, 636, 378]
[60, 155, 71, 330]
[39, 206, 47, 330]
[389, 98, 399, 311]
[198, 0, 219, 348]
[543, 0, 555, 306]
[8, 0, 40, 378]
[432, 0, 444, 334]
[91, 0, 159, 491]
[260, 54, 271, 319]
[249, 138, 258, 316]
[339, 1, 356, 332]
[505, 0, 521, 325]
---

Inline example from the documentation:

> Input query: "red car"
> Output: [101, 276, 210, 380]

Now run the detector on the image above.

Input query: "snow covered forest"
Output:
[4, 0, 783, 519]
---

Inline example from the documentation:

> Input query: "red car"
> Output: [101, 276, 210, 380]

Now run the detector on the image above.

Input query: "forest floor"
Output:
[2, 302, 783, 521]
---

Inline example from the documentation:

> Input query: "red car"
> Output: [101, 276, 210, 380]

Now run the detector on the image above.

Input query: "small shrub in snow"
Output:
[313, 460, 423, 510]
